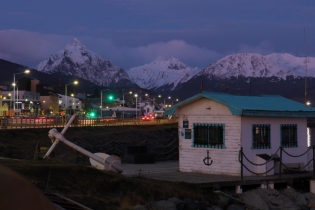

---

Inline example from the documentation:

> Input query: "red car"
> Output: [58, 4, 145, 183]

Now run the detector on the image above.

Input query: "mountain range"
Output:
[37, 38, 136, 88]
[1, 38, 315, 104]
[128, 57, 200, 91]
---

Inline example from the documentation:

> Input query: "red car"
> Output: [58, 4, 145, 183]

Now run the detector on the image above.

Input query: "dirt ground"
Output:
[0, 124, 217, 210]
[0, 124, 178, 162]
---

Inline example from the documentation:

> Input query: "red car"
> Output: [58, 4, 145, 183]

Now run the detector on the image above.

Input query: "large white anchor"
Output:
[44, 114, 123, 173]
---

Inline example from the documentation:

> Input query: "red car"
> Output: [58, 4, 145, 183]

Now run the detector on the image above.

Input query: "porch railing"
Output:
[0, 117, 178, 129]
[239, 146, 315, 180]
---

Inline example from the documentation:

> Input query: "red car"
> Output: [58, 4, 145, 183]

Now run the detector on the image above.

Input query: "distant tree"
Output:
[92, 87, 101, 98]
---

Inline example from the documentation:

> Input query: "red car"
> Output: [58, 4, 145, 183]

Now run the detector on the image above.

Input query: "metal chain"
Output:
[240, 147, 281, 166]
[242, 163, 277, 175]
[280, 159, 313, 171]
[281, 147, 311, 157]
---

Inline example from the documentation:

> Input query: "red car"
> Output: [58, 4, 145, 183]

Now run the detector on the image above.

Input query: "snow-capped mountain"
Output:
[127, 57, 200, 90]
[37, 38, 135, 87]
[197, 53, 315, 79]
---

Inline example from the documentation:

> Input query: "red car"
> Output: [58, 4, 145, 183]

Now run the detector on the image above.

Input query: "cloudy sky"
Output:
[0, 0, 314, 70]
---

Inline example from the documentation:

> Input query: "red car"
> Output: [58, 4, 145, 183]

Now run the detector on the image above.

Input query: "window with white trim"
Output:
[281, 124, 297, 148]
[193, 124, 225, 148]
[252, 124, 271, 149]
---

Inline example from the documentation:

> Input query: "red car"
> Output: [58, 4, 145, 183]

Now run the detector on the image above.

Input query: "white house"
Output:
[165, 92, 315, 177]
[141, 103, 154, 116]
[58, 94, 83, 114]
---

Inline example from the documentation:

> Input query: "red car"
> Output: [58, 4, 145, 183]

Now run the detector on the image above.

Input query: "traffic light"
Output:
[108, 95, 114, 101]
[88, 111, 96, 118]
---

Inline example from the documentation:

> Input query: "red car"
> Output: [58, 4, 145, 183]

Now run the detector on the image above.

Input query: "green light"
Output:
[89, 112, 96, 118]
[108, 95, 114, 101]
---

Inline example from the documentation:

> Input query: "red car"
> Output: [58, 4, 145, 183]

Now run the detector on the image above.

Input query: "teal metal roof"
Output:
[165, 92, 315, 118]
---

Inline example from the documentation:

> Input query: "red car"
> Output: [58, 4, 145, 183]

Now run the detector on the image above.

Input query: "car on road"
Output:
[141, 115, 155, 121]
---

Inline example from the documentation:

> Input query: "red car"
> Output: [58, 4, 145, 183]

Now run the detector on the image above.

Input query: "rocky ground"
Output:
[1, 124, 315, 209]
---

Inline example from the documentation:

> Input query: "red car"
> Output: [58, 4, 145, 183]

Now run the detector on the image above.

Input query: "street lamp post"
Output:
[164, 96, 171, 108]
[65, 81, 78, 116]
[8, 93, 12, 110]
[122, 91, 132, 120]
[100, 89, 109, 117]
[135, 94, 138, 119]
[13, 70, 30, 111]
[172, 99, 179, 106]
[152, 95, 161, 109]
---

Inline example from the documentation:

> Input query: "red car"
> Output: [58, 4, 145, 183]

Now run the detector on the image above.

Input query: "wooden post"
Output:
[241, 147, 243, 181]
[279, 147, 283, 179]
[33, 142, 39, 160]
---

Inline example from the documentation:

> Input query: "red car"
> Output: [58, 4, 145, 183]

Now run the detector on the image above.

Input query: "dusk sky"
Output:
[1, 0, 315, 70]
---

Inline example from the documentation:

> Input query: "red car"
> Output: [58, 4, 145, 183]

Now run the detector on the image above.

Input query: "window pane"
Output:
[281, 124, 297, 147]
[194, 125, 208, 145]
[252, 124, 271, 149]
[193, 124, 224, 148]
[185, 129, 191, 139]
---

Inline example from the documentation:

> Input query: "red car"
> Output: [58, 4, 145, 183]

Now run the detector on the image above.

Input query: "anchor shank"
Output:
[49, 129, 104, 164]
[44, 114, 77, 158]
[48, 129, 123, 173]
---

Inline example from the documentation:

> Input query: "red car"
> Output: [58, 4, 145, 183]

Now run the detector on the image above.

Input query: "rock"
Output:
[177, 203, 186, 210]
[184, 201, 207, 210]
[183, 198, 194, 204]
[217, 195, 229, 209]
[151, 200, 176, 210]
[207, 205, 223, 210]
[226, 204, 245, 210]
[304, 193, 315, 202]
[167, 197, 183, 206]
[280, 187, 299, 201]
[296, 194, 307, 207]
[134, 204, 147, 210]
[308, 198, 315, 208]
[239, 191, 269, 210]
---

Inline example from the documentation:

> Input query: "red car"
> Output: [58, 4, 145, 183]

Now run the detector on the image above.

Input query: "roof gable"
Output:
[165, 92, 315, 118]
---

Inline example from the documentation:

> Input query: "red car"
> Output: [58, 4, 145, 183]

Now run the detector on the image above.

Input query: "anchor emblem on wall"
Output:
[203, 150, 213, 166]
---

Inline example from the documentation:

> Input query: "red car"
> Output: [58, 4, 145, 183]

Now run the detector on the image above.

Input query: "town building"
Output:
[165, 92, 315, 177]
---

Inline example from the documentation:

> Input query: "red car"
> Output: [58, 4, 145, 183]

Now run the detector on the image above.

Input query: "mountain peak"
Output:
[151, 57, 188, 70]
[128, 57, 200, 90]
[36, 39, 135, 87]
[197, 52, 314, 79]
[64, 38, 86, 52]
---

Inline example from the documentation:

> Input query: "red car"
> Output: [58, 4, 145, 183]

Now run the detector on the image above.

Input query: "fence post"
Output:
[241, 147, 243, 181]
[279, 147, 283, 179]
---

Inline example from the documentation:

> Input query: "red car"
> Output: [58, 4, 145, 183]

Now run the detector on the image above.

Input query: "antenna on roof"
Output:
[201, 80, 204, 92]
[304, 27, 309, 106]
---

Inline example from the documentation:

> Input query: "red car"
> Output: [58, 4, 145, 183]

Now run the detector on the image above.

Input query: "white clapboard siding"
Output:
[178, 98, 232, 116]
[177, 98, 242, 176]
[175, 97, 311, 177]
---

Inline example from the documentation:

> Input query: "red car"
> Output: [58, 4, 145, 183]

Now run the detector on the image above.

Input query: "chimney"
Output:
[31, 80, 40, 92]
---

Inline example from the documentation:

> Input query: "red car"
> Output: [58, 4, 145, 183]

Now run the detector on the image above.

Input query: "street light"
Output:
[152, 95, 161, 109]
[172, 99, 179, 106]
[100, 89, 109, 117]
[164, 96, 171, 107]
[123, 91, 132, 120]
[65, 80, 78, 115]
[13, 69, 30, 111]
[135, 94, 138, 119]
[8, 93, 11, 110]
[12, 82, 20, 111]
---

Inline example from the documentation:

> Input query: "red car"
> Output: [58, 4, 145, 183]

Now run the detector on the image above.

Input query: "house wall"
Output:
[176, 98, 242, 176]
[241, 117, 310, 176]
[40, 95, 59, 115]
